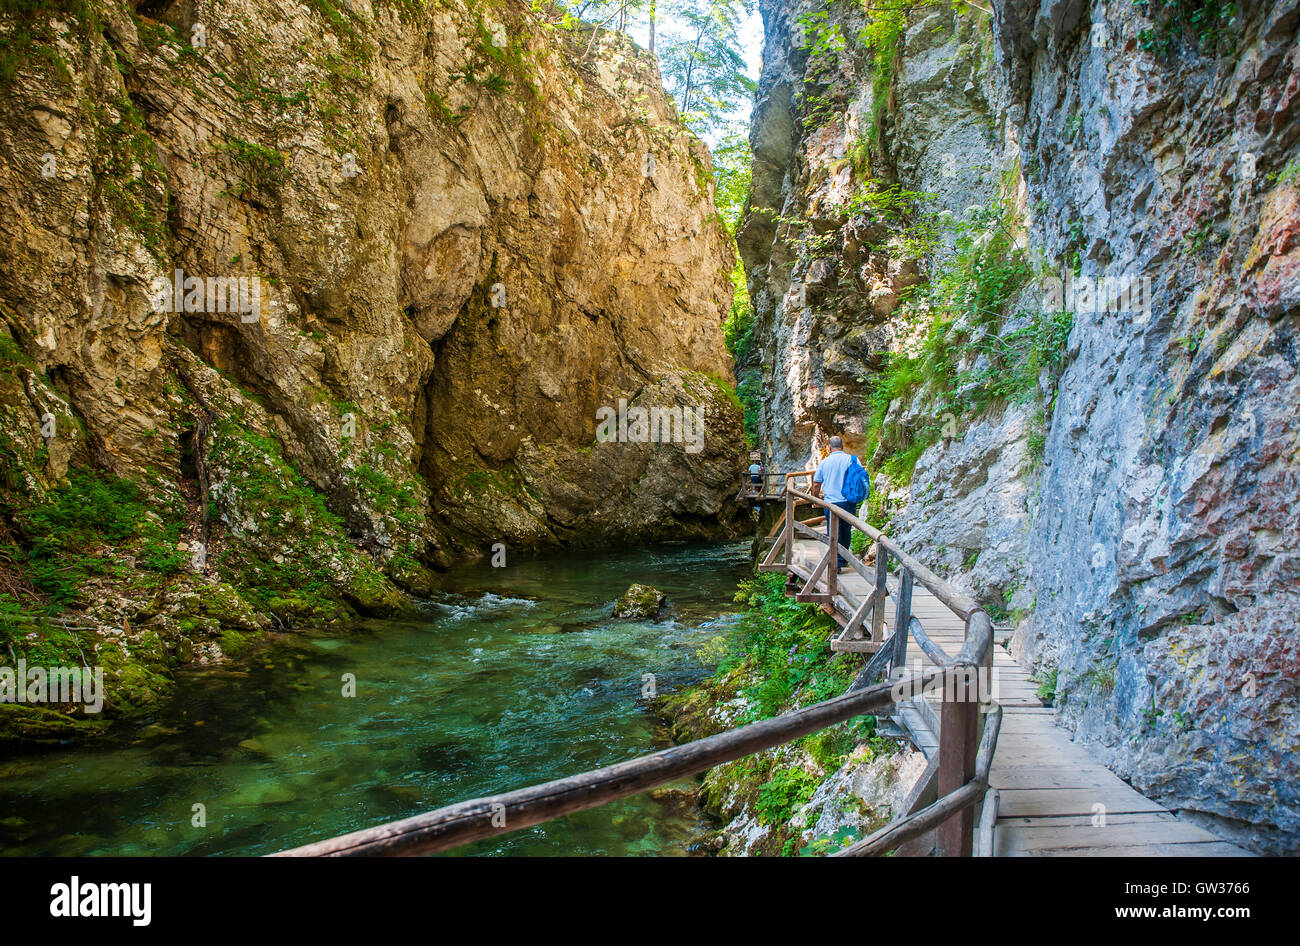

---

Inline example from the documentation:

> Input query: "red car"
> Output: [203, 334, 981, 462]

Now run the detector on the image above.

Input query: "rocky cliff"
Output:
[0, 0, 745, 741]
[740, 0, 1298, 852]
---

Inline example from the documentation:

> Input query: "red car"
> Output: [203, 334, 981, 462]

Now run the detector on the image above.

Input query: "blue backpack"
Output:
[842, 455, 870, 505]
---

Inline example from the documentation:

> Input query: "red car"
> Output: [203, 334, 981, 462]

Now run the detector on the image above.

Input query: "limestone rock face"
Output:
[0, 1, 744, 739]
[743, 0, 1300, 851]
[0, 0, 744, 571]
[997, 0, 1300, 854]
[793, 743, 928, 849]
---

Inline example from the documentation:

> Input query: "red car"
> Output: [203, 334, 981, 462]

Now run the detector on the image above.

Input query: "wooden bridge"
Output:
[738, 471, 789, 502]
[760, 472, 1249, 856]
[275, 470, 1248, 857]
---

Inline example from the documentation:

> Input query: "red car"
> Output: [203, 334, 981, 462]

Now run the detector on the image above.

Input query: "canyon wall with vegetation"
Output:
[736, 0, 1299, 852]
[0, 0, 745, 742]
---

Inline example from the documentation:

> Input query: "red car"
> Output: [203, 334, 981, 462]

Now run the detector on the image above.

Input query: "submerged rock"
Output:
[612, 584, 667, 619]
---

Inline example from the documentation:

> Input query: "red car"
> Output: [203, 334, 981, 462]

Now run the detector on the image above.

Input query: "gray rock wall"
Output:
[742, 0, 1299, 852]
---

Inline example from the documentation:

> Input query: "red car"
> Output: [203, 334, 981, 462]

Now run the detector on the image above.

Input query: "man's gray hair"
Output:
[828, 435, 843, 449]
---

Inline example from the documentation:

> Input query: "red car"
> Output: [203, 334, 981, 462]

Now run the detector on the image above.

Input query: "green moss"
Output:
[89, 89, 170, 258]
[205, 418, 408, 624]
[0, 0, 90, 83]
[1136, 0, 1237, 57]
[0, 702, 109, 746]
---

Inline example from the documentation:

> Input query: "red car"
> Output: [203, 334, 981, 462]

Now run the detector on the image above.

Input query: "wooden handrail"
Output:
[276, 469, 999, 859]
[785, 486, 980, 623]
[768, 482, 997, 856]
[834, 703, 1001, 856]
[274, 669, 943, 857]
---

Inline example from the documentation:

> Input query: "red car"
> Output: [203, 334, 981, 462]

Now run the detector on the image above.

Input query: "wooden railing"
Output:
[275, 470, 998, 858]
[737, 471, 789, 501]
[760, 472, 998, 855]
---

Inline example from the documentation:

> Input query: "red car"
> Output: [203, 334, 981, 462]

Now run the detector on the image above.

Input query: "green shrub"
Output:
[755, 767, 821, 825]
[1032, 666, 1057, 703]
[722, 573, 861, 722]
[15, 468, 185, 605]
[1136, 0, 1237, 57]
[859, 195, 1071, 482]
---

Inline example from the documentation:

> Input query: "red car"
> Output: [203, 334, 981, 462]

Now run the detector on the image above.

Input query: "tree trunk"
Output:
[680, 24, 706, 115]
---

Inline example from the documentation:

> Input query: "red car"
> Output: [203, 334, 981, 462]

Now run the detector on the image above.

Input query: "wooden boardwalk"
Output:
[789, 538, 1248, 857]
[283, 477, 1251, 858]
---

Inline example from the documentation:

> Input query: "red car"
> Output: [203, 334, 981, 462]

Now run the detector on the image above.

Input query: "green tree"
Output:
[711, 124, 752, 234]
[657, 0, 756, 135]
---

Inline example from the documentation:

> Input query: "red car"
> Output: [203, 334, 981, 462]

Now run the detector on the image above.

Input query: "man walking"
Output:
[811, 436, 866, 567]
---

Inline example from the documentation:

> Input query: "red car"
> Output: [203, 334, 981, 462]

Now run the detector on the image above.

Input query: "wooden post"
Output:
[784, 487, 794, 576]
[870, 543, 889, 641]
[936, 663, 979, 857]
[892, 569, 913, 676]
[977, 611, 993, 747]
[826, 507, 838, 599]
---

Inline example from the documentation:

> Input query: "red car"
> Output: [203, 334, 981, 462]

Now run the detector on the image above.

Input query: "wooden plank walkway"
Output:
[789, 537, 1250, 857]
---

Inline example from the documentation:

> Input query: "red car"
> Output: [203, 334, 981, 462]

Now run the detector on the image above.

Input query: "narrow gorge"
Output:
[1, 0, 746, 741]
[0, 0, 1296, 862]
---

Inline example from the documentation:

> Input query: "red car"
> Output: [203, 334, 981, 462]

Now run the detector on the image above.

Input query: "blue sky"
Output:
[621, 5, 764, 146]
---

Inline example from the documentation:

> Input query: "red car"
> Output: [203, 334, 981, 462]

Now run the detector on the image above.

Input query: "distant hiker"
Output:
[811, 436, 870, 567]
[748, 459, 763, 485]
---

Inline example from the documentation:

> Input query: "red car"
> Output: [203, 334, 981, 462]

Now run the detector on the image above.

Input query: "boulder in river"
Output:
[612, 584, 666, 619]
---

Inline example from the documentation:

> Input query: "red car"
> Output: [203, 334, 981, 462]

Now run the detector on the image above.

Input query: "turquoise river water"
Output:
[0, 541, 753, 856]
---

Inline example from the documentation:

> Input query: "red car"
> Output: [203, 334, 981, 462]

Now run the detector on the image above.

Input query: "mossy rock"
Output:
[264, 593, 351, 627]
[96, 639, 173, 717]
[340, 563, 411, 617]
[612, 583, 666, 619]
[0, 703, 110, 746]
[386, 554, 437, 597]
[192, 582, 265, 631]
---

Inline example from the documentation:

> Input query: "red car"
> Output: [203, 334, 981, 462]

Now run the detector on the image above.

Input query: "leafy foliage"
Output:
[6, 469, 185, 607]
[720, 573, 862, 722]
[859, 0, 909, 145]
[793, 7, 850, 130]
[857, 194, 1072, 482]
[711, 127, 752, 234]
[1136, 0, 1237, 56]
[755, 767, 820, 825]
[656, 0, 756, 135]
